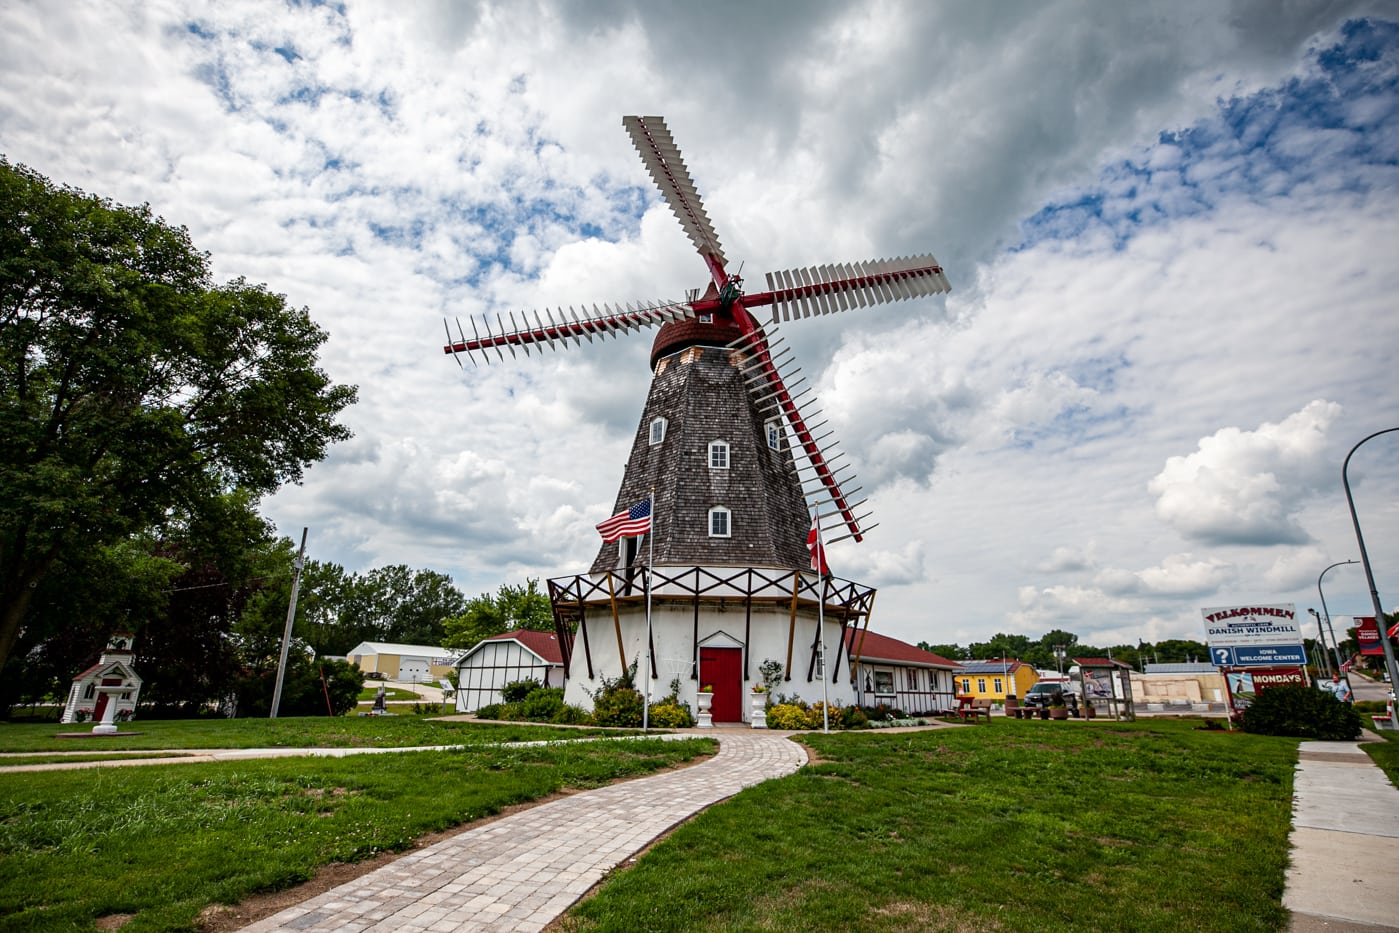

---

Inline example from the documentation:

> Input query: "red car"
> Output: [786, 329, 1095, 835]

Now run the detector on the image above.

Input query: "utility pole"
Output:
[270, 528, 308, 719]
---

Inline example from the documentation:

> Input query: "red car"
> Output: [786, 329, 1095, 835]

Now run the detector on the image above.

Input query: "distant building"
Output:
[455, 631, 566, 713]
[845, 630, 962, 714]
[954, 659, 1038, 701]
[347, 641, 459, 683]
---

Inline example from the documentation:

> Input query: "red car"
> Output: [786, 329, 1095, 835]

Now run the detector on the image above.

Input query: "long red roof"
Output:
[845, 630, 961, 668]
[483, 630, 564, 664]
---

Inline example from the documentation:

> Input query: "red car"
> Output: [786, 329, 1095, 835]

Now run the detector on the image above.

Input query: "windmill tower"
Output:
[445, 116, 950, 722]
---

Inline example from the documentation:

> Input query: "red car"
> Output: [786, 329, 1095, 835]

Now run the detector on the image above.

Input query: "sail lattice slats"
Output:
[623, 115, 726, 265]
[728, 324, 870, 542]
[443, 300, 691, 364]
[761, 254, 950, 323]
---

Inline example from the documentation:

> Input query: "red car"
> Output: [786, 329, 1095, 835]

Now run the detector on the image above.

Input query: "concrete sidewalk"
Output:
[1286, 737, 1399, 932]
[239, 731, 806, 933]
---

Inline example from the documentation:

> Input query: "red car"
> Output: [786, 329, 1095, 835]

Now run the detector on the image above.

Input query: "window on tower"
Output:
[708, 506, 731, 538]
[708, 440, 729, 469]
[765, 419, 782, 451]
[649, 417, 667, 445]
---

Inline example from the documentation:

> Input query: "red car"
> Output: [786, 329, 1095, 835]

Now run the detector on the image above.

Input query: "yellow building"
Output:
[955, 659, 1038, 700]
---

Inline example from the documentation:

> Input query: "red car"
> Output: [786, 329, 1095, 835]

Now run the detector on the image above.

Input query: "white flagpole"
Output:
[643, 489, 655, 731]
[815, 508, 830, 734]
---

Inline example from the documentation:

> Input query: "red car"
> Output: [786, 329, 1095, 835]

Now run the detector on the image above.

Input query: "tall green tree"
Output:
[0, 159, 356, 674]
[442, 579, 554, 652]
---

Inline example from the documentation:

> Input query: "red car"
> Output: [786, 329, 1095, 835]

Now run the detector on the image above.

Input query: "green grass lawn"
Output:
[1363, 728, 1399, 785]
[0, 737, 715, 931]
[0, 713, 623, 753]
[356, 685, 420, 701]
[561, 720, 1299, 933]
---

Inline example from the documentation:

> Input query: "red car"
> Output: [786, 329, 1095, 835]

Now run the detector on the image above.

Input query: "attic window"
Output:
[708, 440, 729, 469]
[698, 312, 713, 323]
[649, 417, 667, 445]
[708, 506, 731, 538]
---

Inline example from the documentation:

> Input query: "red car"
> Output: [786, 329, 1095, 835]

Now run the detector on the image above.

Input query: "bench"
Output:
[955, 696, 992, 723]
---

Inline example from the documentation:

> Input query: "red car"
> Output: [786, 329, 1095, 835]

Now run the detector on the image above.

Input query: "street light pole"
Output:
[1307, 608, 1333, 678]
[1342, 427, 1399, 694]
[1318, 559, 1359, 673]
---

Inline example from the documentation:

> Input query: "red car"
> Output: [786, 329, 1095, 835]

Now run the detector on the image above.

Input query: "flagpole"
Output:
[643, 488, 655, 731]
[815, 508, 830, 734]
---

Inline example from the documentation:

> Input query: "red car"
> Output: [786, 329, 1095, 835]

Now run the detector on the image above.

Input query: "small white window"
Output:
[993, 678, 1003, 694]
[698, 312, 713, 323]
[765, 419, 782, 451]
[708, 506, 731, 537]
[977, 678, 986, 693]
[709, 440, 729, 469]
[649, 417, 667, 445]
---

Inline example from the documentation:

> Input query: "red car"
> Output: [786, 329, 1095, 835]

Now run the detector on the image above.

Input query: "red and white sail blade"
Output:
[728, 323, 873, 543]
[443, 300, 692, 364]
[623, 115, 728, 282]
[755, 254, 950, 322]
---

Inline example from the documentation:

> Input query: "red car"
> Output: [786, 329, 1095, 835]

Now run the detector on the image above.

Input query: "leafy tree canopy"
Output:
[442, 579, 554, 652]
[0, 158, 356, 673]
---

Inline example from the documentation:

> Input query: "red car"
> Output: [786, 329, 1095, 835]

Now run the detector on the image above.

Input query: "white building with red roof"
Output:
[844, 629, 963, 715]
[60, 632, 142, 725]
[455, 630, 566, 713]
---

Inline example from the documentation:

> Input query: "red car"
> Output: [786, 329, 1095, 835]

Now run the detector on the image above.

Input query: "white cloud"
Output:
[1148, 400, 1341, 546]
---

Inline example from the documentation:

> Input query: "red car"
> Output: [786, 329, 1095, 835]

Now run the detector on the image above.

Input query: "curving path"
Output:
[239, 731, 807, 933]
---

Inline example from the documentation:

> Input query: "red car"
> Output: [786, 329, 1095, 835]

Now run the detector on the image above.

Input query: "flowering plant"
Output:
[699, 683, 714, 693]
[751, 684, 766, 694]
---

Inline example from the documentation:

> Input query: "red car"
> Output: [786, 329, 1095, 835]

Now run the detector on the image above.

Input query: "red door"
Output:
[699, 647, 742, 722]
[92, 677, 122, 721]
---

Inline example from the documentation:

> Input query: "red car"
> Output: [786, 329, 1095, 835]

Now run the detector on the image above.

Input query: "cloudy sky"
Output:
[4, 0, 1398, 652]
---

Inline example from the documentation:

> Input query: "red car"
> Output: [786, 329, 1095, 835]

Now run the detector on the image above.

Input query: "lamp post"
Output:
[1342, 427, 1399, 694]
[1318, 559, 1359, 673]
[1307, 608, 1333, 678]
[1053, 645, 1066, 676]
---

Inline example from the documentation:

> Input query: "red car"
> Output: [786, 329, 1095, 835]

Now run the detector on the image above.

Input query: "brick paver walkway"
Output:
[240, 731, 807, 932]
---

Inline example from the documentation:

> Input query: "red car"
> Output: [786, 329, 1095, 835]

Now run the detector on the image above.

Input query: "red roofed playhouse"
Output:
[845, 630, 962, 713]
[61, 632, 143, 729]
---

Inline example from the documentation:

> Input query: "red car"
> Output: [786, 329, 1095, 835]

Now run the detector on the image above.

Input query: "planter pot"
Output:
[696, 691, 713, 729]
[1083, 705, 1096, 719]
[750, 693, 768, 729]
[1049, 707, 1069, 720]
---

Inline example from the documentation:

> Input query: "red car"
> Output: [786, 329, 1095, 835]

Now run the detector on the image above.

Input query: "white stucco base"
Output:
[562, 598, 856, 723]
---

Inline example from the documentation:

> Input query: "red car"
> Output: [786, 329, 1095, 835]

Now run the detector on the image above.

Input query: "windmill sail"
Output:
[444, 115, 951, 548]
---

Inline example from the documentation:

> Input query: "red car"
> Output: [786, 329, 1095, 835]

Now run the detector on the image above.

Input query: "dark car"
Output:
[1022, 681, 1078, 711]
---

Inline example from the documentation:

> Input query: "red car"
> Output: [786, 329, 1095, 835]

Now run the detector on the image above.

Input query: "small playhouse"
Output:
[61, 632, 143, 726]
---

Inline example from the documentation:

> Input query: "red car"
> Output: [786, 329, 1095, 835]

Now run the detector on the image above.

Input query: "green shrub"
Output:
[552, 704, 593, 725]
[501, 679, 542, 703]
[1239, 684, 1362, 740]
[475, 703, 506, 720]
[839, 705, 869, 729]
[766, 703, 811, 730]
[518, 687, 566, 720]
[592, 686, 644, 727]
[647, 702, 695, 729]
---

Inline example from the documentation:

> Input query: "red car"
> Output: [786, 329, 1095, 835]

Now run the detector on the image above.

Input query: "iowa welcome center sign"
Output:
[1201, 603, 1307, 667]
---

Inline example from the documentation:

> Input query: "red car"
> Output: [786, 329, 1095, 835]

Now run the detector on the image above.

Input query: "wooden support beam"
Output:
[785, 571, 800, 680]
[605, 573, 626, 672]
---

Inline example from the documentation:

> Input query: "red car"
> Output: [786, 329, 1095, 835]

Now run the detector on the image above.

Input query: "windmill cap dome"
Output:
[650, 316, 745, 368]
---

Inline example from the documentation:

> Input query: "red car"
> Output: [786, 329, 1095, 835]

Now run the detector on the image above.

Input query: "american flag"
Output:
[596, 498, 652, 542]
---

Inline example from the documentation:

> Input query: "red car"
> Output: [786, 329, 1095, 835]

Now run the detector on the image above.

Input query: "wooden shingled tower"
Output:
[445, 116, 950, 722]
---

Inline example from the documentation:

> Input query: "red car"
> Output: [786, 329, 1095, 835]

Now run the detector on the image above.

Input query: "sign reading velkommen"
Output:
[1201, 603, 1305, 668]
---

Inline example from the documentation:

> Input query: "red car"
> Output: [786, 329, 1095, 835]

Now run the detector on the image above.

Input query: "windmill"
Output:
[444, 116, 950, 721]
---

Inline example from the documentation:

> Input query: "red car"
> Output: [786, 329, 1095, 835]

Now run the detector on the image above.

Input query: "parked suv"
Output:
[1022, 681, 1078, 711]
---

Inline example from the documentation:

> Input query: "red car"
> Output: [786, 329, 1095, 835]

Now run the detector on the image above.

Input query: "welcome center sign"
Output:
[1201, 604, 1307, 667]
